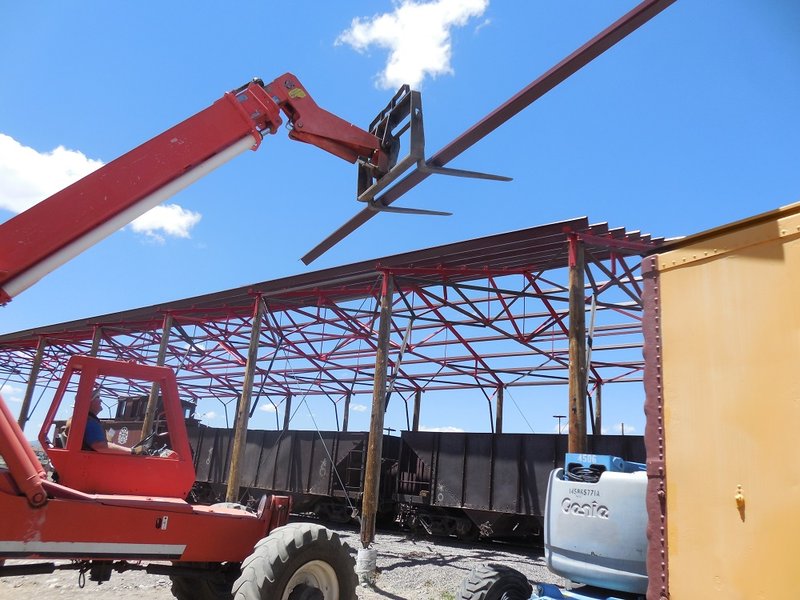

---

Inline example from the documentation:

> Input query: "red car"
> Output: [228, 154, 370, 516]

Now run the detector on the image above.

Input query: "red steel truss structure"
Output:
[0, 217, 661, 431]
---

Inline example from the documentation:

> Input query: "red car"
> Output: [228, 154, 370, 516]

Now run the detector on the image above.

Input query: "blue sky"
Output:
[1, 1, 798, 436]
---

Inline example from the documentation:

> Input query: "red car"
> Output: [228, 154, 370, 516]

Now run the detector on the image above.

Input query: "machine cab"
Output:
[39, 355, 196, 498]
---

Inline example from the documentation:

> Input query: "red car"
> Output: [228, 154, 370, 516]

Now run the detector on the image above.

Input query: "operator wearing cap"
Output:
[83, 388, 143, 455]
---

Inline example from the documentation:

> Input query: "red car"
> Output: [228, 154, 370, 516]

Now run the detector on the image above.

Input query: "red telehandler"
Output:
[0, 73, 414, 599]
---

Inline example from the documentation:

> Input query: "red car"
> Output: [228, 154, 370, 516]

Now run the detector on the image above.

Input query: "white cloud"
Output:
[0, 133, 103, 213]
[0, 133, 201, 241]
[0, 383, 24, 404]
[129, 203, 202, 244]
[420, 425, 464, 433]
[337, 0, 489, 90]
[350, 403, 368, 412]
[259, 404, 277, 413]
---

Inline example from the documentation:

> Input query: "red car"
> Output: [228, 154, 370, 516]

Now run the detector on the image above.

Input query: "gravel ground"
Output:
[0, 523, 565, 599]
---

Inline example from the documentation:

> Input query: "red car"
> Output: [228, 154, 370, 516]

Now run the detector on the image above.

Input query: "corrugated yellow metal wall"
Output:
[656, 204, 800, 598]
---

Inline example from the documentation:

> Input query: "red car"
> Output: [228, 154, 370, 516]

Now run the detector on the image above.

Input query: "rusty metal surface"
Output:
[400, 431, 645, 517]
[642, 255, 668, 600]
[190, 427, 372, 499]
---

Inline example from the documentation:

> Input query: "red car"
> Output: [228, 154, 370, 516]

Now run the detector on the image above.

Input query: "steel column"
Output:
[142, 313, 173, 438]
[360, 273, 394, 548]
[17, 337, 46, 431]
[568, 235, 587, 452]
[226, 296, 264, 503]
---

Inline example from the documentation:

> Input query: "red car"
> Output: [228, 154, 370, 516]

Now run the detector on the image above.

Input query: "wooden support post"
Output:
[595, 383, 602, 434]
[412, 389, 421, 432]
[342, 393, 351, 432]
[17, 337, 46, 431]
[495, 385, 504, 434]
[89, 326, 103, 356]
[568, 235, 588, 453]
[282, 394, 292, 430]
[142, 313, 173, 439]
[360, 273, 393, 548]
[226, 297, 264, 503]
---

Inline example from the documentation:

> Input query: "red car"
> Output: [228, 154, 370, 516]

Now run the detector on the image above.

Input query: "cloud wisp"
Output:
[420, 425, 465, 433]
[0, 133, 201, 241]
[337, 0, 489, 90]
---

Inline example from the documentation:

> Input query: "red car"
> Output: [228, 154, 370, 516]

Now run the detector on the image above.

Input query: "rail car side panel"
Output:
[401, 432, 644, 517]
[648, 203, 800, 599]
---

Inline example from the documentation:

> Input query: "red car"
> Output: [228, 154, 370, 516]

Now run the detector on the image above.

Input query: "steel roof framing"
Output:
[0, 218, 660, 429]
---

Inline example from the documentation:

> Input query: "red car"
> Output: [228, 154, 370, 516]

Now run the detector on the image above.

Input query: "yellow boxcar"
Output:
[643, 201, 800, 599]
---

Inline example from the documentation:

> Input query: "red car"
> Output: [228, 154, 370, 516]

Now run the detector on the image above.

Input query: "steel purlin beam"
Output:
[309, 296, 384, 360]
[274, 304, 367, 365]
[388, 286, 446, 386]
[234, 334, 644, 382]
[408, 285, 503, 386]
[378, 266, 541, 278]
[614, 253, 644, 298]
[524, 273, 571, 342]
[303, 0, 677, 262]
[273, 308, 354, 396]
[296, 279, 642, 370]
[482, 274, 538, 339]
[584, 249, 645, 303]
[574, 231, 658, 254]
[435, 279, 581, 378]
[588, 252, 643, 306]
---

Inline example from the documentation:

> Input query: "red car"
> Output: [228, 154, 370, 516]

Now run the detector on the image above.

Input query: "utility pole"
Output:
[226, 296, 264, 503]
[412, 389, 422, 432]
[567, 234, 587, 453]
[495, 385, 504, 434]
[360, 273, 393, 549]
[142, 313, 173, 438]
[17, 337, 46, 431]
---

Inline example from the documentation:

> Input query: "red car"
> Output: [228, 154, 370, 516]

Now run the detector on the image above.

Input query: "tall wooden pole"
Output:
[282, 394, 292, 430]
[89, 326, 103, 356]
[342, 393, 351, 432]
[568, 234, 588, 453]
[226, 296, 264, 503]
[360, 273, 393, 548]
[17, 337, 46, 431]
[142, 313, 173, 438]
[412, 389, 421, 432]
[495, 385, 504, 434]
[595, 383, 603, 434]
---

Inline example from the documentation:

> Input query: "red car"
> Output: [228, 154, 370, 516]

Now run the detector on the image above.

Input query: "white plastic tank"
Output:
[544, 454, 648, 594]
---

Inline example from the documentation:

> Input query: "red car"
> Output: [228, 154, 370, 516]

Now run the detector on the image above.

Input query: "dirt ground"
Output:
[0, 524, 564, 600]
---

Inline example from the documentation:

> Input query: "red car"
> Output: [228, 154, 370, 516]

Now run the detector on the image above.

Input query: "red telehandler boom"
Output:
[0, 73, 406, 599]
[0, 73, 393, 304]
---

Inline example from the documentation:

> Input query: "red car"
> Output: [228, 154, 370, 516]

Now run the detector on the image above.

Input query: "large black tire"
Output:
[456, 564, 533, 600]
[170, 566, 238, 600]
[232, 523, 356, 600]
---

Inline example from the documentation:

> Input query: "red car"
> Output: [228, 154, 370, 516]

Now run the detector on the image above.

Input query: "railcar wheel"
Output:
[456, 563, 533, 600]
[233, 523, 356, 600]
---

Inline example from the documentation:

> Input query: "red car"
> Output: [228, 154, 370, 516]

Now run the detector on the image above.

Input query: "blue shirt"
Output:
[83, 413, 105, 450]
